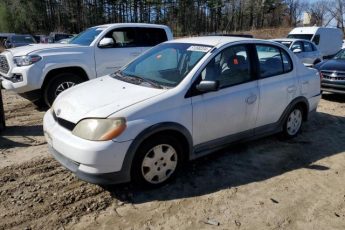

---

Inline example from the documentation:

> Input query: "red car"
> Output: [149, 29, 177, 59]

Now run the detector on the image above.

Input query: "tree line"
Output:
[0, 0, 343, 36]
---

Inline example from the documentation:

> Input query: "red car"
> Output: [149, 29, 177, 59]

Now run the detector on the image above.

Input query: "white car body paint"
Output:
[43, 36, 321, 183]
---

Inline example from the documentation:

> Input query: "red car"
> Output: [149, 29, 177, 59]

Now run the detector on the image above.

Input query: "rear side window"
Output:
[256, 45, 292, 78]
[137, 28, 168, 46]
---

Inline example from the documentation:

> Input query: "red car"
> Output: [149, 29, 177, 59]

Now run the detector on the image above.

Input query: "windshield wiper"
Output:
[112, 71, 163, 89]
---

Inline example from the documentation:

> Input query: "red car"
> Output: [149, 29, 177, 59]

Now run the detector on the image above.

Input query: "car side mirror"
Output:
[196, 80, 219, 92]
[293, 48, 302, 53]
[98, 37, 115, 48]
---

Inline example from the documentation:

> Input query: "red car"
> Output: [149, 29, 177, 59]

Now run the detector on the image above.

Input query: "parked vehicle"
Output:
[4, 34, 37, 48]
[287, 27, 342, 59]
[48, 32, 74, 43]
[314, 48, 345, 94]
[43, 36, 321, 187]
[271, 38, 322, 66]
[0, 23, 173, 106]
[33, 35, 50, 44]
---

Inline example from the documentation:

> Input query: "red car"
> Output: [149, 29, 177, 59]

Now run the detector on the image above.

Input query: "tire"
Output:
[313, 59, 321, 65]
[131, 136, 183, 188]
[282, 105, 304, 138]
[43, 73, 84, 107]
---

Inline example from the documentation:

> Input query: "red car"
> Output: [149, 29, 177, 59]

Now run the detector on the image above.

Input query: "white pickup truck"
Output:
[0, 23, 173, 106]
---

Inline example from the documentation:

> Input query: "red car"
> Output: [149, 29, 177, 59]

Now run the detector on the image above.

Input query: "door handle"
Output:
[246, 94, 257, 104]
[303, 81, 309, 85]
[287, 85, 297, 93]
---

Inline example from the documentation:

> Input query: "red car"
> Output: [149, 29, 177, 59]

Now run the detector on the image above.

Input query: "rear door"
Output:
[254, 44, 297, 131]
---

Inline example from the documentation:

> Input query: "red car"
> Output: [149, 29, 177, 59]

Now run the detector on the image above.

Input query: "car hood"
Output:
[5, 43, 80, 56]
[53, 75, 167, 124]
[316, 59, 345, 71]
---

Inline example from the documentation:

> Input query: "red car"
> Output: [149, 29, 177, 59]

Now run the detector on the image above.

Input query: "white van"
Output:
[287, 27, 342, 58]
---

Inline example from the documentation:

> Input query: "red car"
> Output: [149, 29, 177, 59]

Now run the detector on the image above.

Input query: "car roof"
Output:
[271, 38, 311, 43]
[92, 23, 170, 29]
[166, 36, 259, 47]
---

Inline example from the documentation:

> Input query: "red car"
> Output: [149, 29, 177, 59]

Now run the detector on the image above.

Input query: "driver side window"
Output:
[200, 45, 252, 88]
[103, 28, 138, 48]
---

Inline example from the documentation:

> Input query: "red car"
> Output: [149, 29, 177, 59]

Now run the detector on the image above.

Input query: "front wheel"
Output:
[131, 136, 183, 188]
[283, 106, 303, 138]
[43, 73, 84, 107]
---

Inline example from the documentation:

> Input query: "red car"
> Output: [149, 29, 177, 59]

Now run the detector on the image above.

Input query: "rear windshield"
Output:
[11, 35, 36, 43]
[287, 34, 313, 40]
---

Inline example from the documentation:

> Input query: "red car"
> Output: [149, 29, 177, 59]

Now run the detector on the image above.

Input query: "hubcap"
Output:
[286, 109, 302, 136]
[141, 144, 178, 184]
[55, 82, 76, 97]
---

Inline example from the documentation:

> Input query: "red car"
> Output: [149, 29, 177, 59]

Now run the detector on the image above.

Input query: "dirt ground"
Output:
[1, 90, 345, 230]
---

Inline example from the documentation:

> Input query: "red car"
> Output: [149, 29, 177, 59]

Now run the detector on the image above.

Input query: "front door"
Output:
[94, 27, 142, 77]
[191, 45, 259, 148]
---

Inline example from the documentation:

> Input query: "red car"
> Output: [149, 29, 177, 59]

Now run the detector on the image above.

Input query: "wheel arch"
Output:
[41, 66, 89, 90]
[121, 122, 193, 181]
[280, 96, 309, 124]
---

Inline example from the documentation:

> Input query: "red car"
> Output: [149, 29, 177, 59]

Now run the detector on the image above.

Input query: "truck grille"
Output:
[0, 55, 9, 74]
[321, 71, 345, 81]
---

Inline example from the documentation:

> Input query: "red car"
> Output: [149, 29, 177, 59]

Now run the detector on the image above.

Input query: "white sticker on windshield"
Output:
[187, 45, 211, 52]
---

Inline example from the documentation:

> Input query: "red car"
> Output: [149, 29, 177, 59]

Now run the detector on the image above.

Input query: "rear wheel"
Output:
[283, 106, 303, 138]
[131, 136, 183, 188]
[43, 73, 84, 107]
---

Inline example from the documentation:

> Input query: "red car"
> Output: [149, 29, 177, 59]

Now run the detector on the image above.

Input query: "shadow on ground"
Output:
[0, 125, 43, 148]
[105, 111, 345, 203]
[322, 93, 345, 103]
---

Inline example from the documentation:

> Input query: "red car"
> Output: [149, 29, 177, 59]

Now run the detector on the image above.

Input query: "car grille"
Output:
[321, 71, 345, 81]
[52, 111, 76, 131]
[0, 55, 9, 74]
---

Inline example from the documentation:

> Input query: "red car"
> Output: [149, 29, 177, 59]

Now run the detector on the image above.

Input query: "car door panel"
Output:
[191, 44, 259, 146]
[254, 44, 297, 129]
[192, 81, 259, 146]
[94, 27, 142, 77]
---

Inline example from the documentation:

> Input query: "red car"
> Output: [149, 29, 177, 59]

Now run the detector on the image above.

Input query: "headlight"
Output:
[13, 55, 42, 66]
[72, 118, 126, 141]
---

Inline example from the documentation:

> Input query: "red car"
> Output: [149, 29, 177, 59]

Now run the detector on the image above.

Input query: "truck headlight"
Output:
[13, 55, 42, 66]
[72, 118, 126, 141]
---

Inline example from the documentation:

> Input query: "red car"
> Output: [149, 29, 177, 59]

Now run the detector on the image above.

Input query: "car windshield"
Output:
[275, 41, 292, 48]
[287, 34, 313, 40]
[333, 49, 345, 60]
[69, 27, 105, 45]
[12, 35, 36, 43]
[115, 43, 212, 88]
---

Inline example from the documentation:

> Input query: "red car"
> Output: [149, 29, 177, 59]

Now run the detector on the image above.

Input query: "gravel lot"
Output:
[1, 90, 345, 230]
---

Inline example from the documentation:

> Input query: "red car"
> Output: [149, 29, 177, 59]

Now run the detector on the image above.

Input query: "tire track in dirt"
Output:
[0, 157, 113, 230]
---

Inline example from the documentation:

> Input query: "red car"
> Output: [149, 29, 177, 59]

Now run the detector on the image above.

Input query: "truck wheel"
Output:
[282, 105, 304, 138]
[44, 73, 84, 107]
[131, 136, 183, 188]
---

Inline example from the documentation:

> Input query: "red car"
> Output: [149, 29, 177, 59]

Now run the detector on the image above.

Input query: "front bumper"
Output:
[1, 64, 42, 93]
[43, 110, 133, 184]
[321, 82, 345, 94]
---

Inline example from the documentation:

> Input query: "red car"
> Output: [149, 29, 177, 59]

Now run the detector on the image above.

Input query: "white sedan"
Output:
[43, 36, 321, 187]
[272, 38, 322, 67]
